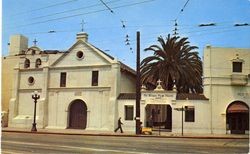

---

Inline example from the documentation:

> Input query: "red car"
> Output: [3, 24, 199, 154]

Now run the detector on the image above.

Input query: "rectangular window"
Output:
[232, 62, 242, 73]
[125, 105, 134, 120]
[185, 106, 195, 122]
[60, 72, 66, 87]
[92, 71, 98, 86]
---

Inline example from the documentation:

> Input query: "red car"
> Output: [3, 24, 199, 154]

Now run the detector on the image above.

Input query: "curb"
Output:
[2, 130, 249, 139]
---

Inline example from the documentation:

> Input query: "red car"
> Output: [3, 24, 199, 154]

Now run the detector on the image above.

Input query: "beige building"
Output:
[2, 35, 29, 127]
[6, 32, 136, 130]
[118, 46, 249, 134]
[3, 33, 249, 134]
[203, 46, 250, 134]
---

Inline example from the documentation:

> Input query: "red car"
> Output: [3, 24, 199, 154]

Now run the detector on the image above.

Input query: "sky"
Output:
[2, 0, 250, 68]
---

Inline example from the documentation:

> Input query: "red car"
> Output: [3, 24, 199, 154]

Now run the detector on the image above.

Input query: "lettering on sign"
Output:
[143, 93, 173, 99]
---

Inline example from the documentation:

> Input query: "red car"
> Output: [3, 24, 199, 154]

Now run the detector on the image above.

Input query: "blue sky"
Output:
[2, 0, 250, 68]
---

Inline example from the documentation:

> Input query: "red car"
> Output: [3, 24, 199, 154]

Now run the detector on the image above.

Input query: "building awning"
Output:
[227, 103, 249, 113]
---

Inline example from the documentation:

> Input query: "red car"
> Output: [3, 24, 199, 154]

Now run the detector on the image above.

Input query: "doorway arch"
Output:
[226, 101, 249, 134]
[145, 104, 172, 131]
[68, 99, 87, 129]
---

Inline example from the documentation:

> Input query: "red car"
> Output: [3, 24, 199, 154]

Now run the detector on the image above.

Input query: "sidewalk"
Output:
[2, 127, 249, 139]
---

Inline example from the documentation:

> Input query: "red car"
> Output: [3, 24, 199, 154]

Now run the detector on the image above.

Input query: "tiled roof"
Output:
[42, 50, 68, 54]
[118, 93, 209, 100]
[120, 61, 136, 76]
[176, 93, 209, 100]
[118, 93, 136, 100]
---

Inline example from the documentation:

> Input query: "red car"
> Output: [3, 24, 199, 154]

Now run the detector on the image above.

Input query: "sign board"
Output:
[142, 93, 174, 99]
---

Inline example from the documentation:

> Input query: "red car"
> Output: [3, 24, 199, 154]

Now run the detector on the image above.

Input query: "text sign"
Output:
[143, 93, 173, 99]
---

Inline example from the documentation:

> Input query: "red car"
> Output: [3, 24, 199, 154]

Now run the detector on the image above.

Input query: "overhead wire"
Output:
[172, 0, 191, 36]
[30, 0, 120, 20]
[100, 0, 115, 13]
[5, 0, 249, 63]
[8, 0, 156, 29]
[11, 0, 78, 16]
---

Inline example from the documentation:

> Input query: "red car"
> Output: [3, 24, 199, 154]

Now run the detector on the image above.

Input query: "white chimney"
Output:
[76, 32, 88, 42]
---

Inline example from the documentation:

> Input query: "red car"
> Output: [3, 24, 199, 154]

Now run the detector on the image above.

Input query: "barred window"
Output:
[185, 106, 195, 122]
[92, 71, 98, 86]
[60, 72, 67, 87]
[125, 105, 134, 120]
[232, 62, 242, 73]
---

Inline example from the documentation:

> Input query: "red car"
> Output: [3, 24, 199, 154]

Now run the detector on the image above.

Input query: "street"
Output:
[1, 132, 249, 154]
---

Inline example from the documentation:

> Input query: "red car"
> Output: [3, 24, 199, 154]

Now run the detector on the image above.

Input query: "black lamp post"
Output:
[31, 91, 40, 132]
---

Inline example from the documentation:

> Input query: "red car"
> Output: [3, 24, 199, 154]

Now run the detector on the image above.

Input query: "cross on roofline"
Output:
[80, 20, 86, 32]
[157, 79, 162, 86]
[33, 39, 38, 46]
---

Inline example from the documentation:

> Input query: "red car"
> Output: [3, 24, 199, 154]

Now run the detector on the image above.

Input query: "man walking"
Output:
[114, 117, 123, 133]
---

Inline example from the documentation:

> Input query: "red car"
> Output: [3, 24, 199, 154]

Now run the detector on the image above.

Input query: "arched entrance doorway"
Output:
[145, 104, 172, 131]
[226, 101, 249, 134]
[68, 99, 87, 129]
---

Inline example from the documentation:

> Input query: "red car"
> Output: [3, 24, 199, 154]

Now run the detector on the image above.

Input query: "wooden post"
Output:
[135, 31, 141, 134]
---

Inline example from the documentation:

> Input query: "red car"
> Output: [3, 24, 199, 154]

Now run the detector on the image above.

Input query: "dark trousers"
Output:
[114, 126, 123, 133]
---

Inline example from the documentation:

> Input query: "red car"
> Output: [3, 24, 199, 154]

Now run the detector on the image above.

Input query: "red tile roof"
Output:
[118, 93, 136, 100]
[176, 93, 209, 100]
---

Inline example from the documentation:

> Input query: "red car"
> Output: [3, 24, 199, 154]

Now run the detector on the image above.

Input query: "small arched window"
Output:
[35, 58, 42, 68]
[24, 59, 30, 68]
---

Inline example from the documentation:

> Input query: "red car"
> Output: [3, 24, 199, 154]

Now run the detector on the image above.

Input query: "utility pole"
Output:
[135, 31, 141, 134]
[181, 106, 184, 136]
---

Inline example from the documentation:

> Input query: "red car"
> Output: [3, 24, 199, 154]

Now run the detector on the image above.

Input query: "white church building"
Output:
[6, 32, 250, 134]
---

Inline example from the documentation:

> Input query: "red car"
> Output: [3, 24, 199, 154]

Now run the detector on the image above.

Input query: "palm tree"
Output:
[141, 34, 203, 93]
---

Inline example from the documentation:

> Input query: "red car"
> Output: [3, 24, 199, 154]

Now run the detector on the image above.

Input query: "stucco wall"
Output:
[2, 57, 19, 112]
[117, 99, 135, 132]
[47, 89, 111, 129]
[55, 43, 110, 67]
[203, 46, 250, 134]
[49, 67, 113, 88]
[120, 73, 136, 93]
[171, 100, 211, 134]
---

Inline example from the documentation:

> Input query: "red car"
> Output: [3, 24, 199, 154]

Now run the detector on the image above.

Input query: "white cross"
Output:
[157, 79, 162, 86]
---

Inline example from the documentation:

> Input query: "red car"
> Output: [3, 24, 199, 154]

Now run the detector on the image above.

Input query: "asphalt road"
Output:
[2, 132, 249, 154]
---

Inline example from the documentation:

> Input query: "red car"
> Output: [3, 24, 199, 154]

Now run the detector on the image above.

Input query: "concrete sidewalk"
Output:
[2, 127, 249, 139]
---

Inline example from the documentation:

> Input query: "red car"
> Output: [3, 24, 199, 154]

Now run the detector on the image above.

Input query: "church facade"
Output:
[4, 33, 250, 134]
[7, 33, 136, 131]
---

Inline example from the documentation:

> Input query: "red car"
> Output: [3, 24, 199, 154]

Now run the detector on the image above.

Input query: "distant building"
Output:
[3, 33, 249, 134]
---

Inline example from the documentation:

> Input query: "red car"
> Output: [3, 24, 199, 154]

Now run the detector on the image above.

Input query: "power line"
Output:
[100, 0, 115, 14]
[8, 0, 155, 29]
[11, 0, 78, 16]
[22, 22, 249, 38]
[29, 0, 120, 21]
[172, 0, 191, 36]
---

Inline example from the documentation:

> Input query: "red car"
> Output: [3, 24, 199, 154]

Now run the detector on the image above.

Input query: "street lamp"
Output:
[31, 91, 40, 132]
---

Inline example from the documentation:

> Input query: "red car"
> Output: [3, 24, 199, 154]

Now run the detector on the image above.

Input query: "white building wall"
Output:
[171, 100, 211, 134]
[19, 70, 44, 89]
[120, 73, 136, 93]
[203, 46, 250, 134]
[117, 100, 135, 132]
